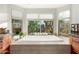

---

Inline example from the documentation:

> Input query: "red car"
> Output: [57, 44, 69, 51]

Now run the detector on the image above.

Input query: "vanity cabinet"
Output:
[70, 36, 79, 53]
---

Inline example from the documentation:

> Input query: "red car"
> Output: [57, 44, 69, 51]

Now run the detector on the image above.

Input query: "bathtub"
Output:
[11, 35, 70, 54]
[20, 35, 64, 42]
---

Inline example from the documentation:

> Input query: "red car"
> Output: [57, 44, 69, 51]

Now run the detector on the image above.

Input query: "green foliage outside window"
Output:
[28, 20, 53, 35]
[28, 21, 40, 34]
[59, 19, 69, 35]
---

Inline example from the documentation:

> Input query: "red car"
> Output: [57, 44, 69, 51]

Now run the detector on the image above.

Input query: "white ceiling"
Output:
[16, 4, 68, 8]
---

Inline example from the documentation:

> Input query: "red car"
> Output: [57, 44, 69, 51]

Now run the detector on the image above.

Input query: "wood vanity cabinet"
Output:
[70, 36, 79, 53]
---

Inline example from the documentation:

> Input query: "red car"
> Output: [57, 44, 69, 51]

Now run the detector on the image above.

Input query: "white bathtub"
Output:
[21, 35, 64, 42]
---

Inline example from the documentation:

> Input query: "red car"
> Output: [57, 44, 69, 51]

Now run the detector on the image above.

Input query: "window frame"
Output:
[58, 10, 71, 35]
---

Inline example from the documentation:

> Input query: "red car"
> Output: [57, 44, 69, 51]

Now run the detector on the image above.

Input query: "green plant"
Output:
[19, 32, 24, 36]
[16, 31, 20, 35]
[16, 31, 24, 37]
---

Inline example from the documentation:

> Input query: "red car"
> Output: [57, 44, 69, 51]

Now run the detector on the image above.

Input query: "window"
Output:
[58, 10, 70, 35]
[27, 14, 38, 19]
[27, 14, 53, 35]
[40, 21, 53, 33]
[0, 13, 8, 28]
[12, 10, 22, 18]
[28, 21, 40, 34]
[59, 10, 70, 19]
[39, 14, 53, 19]
[12, 19, 22, 34]
[0, 13, 8, 34]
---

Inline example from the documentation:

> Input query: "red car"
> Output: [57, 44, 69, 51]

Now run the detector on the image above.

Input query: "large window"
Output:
[58, 10, 70, 35]
[27, 14, 53, 35]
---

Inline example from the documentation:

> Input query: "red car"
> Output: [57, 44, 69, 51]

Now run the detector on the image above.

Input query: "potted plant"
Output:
[19, 32, 24, 38]
[15, 31, 25, 39]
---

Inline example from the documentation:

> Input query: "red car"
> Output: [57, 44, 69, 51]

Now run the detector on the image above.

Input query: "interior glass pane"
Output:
[40, 20, 53, 34]
[27, 14, 38, 19]
[39, 14, 53, 19]
[58, 19, 70, 35]
[28, 21, 40, 35]
[59, 10, 70, 19]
